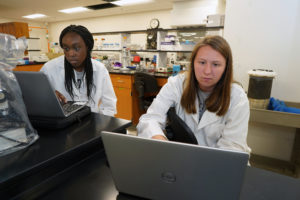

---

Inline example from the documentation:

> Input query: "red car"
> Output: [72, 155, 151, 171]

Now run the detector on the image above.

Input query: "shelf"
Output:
[91, 26, 224, 35]
[250, 108, 300, 129]
[92, 29, 149, 35]
[27, 49, 41, 51]
[92, 49, 121, 52]
[134, 50, 192, 53]
[92, 49, 192, 53]
[164, 26, 224, 32]
[92, 26, 223, 68]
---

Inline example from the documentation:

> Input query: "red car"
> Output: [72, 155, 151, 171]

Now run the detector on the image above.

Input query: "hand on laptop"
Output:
[151, 135, 168, 141]
[55, 90, 67, 104]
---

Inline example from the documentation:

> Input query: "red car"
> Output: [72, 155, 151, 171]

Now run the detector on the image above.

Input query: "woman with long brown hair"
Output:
[137, 35, 250, 153]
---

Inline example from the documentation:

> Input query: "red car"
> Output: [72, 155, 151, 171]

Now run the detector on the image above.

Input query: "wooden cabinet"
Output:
[110, 74, 133, 121]
[0, 22, 29, 38]
[13, 64, 43, 72]
[110, 73, 168, 124]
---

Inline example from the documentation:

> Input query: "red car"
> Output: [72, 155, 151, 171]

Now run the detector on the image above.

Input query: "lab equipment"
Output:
[0, 33, 38, 156]
[248, 69, 276, 109]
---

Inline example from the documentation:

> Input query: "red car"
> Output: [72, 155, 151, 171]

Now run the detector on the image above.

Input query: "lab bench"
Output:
[249, 102, 300, 177]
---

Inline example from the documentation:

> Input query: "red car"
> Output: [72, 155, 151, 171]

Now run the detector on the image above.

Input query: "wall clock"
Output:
[150, 18, 160, 29]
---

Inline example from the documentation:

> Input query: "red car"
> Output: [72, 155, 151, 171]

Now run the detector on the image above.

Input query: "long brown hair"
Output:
[180, 35, 233, 116]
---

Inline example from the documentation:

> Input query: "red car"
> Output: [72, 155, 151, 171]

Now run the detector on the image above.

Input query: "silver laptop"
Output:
[102, 131, 249, 200]
[14, 71, 87, 118]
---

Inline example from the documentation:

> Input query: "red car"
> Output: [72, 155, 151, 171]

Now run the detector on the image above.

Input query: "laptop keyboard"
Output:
[62, 102, 84, 115]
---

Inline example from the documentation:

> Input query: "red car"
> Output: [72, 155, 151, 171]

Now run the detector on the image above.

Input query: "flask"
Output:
[121, 47, 131, 68]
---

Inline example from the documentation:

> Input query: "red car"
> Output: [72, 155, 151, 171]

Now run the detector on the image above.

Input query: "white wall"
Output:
[224, 0, 300, 102]
[0, 17, 14, 23]
[48, 10, 172, 44]
[224, 0, 300, 160]
[28, 22, 49, 53]
[170, 0, 226, 27]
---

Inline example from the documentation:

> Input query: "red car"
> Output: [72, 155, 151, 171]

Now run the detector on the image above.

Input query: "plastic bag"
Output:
[0, 33, 38, 156]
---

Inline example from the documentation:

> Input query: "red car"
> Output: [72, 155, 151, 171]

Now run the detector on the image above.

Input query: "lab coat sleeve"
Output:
[216, 89, 251, 153]
[98, 69, 117, 116]
[40, 62, 55, 86]
[137, 75, 183, 139]
[40, 62, 49, 75]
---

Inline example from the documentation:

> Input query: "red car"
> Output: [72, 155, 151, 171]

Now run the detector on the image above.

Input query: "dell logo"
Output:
[161, 172, 176, 183]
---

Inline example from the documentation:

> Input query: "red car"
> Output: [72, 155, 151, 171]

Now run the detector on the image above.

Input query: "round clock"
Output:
[150, 18, 160, 29]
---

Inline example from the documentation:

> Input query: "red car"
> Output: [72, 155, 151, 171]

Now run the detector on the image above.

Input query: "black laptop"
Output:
[14, 71, 90, 129]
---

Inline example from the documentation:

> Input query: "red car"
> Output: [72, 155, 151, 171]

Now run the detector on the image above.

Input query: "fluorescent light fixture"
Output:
[112, 0, 154, 6]
[58, 7, 89, 13]
[23, 14, 46, 19]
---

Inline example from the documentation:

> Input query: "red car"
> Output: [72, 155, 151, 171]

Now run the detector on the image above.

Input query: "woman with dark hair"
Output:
[41, 25, 116, 116]
[137, 35, 250, 153]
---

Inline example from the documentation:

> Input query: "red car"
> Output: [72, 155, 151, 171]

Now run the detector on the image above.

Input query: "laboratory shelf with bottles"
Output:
[91, 25, 224, 70]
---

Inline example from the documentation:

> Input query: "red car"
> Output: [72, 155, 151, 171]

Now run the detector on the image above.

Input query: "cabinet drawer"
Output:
[110, 74, 132, 89]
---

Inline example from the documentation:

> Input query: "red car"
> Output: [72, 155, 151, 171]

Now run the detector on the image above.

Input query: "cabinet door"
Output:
[0, 22, 29, 38]
[114, 87, 132, 120]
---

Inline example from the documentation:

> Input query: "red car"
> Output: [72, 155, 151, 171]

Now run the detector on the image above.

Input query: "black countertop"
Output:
[17, 62, 46, 66]
[39, 151, 300, 200]
[109, 69, 171, 78]
[0, 113, 131, 199]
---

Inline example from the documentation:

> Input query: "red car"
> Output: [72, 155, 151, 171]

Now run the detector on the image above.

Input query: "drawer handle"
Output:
[117, 80, 124, 83]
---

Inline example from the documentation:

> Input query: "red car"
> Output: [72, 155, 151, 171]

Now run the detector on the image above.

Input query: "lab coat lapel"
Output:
[198, 111, 221, 129]
[192, 95, 200, 123]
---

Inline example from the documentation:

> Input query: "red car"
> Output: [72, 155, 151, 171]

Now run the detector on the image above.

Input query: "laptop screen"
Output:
[14, 71, 85, 118]
[102, 131, 249, 200]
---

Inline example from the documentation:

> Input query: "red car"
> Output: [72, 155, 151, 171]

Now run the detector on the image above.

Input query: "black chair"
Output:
[134, 72, 159, 112]
[166, 107, 198, 145]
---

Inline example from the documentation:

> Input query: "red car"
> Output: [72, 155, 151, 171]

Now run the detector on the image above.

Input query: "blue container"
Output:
[173, 65, 181, 76]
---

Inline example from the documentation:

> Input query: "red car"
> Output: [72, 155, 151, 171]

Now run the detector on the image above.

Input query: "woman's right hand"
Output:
[55, 90, 67, 104]
[151, 135, 168, 141]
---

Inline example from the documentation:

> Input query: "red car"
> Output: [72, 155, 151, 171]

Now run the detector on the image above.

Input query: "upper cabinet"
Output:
[0, 22, 29, 38]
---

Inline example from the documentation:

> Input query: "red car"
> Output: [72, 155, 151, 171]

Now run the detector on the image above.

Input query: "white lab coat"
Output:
[40, 56, 117, 116]
[137, 73, 251, 153]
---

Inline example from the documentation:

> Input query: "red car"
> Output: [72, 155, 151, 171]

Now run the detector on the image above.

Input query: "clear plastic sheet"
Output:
[0, 33, 38, 156]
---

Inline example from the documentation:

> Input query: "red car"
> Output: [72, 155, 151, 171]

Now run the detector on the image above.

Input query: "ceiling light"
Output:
[112, 0, 154, 6]
[22, 14, 46, 19]
[58, 7, 89, 14]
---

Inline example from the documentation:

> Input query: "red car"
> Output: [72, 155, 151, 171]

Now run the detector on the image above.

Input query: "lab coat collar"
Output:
[191, 96, 221, 129]
[198, 111, 221, 129]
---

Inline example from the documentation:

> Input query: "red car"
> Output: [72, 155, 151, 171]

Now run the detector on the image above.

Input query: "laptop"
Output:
[14, 71, 87, 118]
[102, 131, 249, 200]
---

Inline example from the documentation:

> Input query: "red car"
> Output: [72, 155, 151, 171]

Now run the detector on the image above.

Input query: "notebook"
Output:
[14, 71, 87, 118]
[102, 131, 249, 200]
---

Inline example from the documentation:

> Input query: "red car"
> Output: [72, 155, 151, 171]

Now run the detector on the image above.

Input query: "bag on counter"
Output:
[0, 33, 38, 156]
